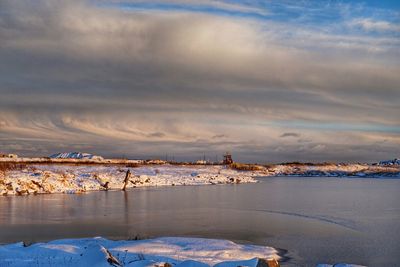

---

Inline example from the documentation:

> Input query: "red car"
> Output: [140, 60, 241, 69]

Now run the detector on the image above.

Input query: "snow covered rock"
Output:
[1, 165, 258, 195]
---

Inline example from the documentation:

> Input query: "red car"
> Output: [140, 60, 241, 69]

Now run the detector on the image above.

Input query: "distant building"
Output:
[0, 153, 18, 158]
[223, 152, 233, 164]
[196, 160, 207, 165]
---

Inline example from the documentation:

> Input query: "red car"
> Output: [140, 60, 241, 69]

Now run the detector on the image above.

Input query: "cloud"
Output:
[212, 134, 227, 139]
[0, 0, 399, 162]
[349, 18, 400, 32]
[280, 133, 300, 138]
[105, 0, 269, 16]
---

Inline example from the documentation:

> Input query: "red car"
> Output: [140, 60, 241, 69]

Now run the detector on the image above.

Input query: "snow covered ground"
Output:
[263, 163, 400, 178]
[0, 236, 279, 267]
[0, 165, 258, 196]
[0, 236, 364, 267]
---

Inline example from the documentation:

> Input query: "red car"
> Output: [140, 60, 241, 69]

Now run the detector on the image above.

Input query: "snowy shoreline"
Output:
[0, 164, 258, 196]
[261, 163, 400, 179]
[1, 160, 399, 196]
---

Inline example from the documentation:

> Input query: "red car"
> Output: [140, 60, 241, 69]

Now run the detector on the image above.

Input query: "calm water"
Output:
[0, 177, 399, 267]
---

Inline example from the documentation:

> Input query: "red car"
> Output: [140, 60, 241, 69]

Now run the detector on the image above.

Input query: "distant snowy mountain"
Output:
[49, 152, 103, 160]
[379, 158, 400, 166]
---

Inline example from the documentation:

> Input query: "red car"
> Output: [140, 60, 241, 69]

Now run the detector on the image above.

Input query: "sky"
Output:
[0, 0, 399, 163]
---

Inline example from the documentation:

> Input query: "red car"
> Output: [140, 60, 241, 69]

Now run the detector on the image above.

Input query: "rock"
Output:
[257, 258, 280, 267]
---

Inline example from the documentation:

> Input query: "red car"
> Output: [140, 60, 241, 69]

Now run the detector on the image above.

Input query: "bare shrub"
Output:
[230, 163, 264, 171]
[126, 163, 140, 168]
[0, 162, 25, 174]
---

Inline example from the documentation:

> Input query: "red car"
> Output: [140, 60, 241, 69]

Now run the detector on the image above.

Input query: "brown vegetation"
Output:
[126, 163, 140, 168]
[278, 161, 336, 166]
[230, 163, 265, 171]
[0, 162, 25, 174]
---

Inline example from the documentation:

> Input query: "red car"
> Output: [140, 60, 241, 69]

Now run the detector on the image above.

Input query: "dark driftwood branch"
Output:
[102, 181, 109, 190]
[93, 175, 109, 191]
[31, 180, 44, 190]
[103, 247, 122, 266]
[122, 169, 131, 191]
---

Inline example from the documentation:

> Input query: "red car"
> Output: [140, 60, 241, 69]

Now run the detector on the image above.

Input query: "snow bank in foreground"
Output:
[0, 237, 366, 267]
[0, 165, 258, 196]
[0, 237, 279, 267]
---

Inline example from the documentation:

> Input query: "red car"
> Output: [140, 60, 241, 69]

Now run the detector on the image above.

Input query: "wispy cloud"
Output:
[280, 133, 300, 138]
[103, 0, 269, 17]
[349, 18, 400, 32]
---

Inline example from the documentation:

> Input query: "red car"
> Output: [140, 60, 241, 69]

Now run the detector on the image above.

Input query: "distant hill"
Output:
[49, 152, 103, 160]
[379, 158, 400, 166]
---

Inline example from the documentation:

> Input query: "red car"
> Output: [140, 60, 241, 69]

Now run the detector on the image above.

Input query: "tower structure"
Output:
[223, 152, 233, 164]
